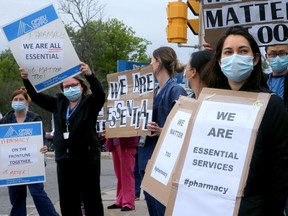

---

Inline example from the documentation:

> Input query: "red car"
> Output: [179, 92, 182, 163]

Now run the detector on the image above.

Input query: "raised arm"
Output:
[19, 68, 57, 112]
[80, 62, 106, 112]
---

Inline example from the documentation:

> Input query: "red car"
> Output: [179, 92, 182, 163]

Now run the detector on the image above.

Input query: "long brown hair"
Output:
[201, 26, 267, 90]
[153, 46, 184, 77]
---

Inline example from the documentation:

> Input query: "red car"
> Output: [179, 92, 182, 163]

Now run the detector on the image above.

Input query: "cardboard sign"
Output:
[96, 104, 106, 134]
[105, 65, 154, 138]
[141, 96, 197, 206]
[202, 0, 288, 49]
[0, 122, 46, 187]
[165, 88, 270, 216]
[1, 4, 81, 92]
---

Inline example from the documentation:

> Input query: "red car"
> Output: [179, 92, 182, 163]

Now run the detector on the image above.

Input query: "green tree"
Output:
[66, 19, 151, 87]
[0, 49, 59, 132]
[59, 0, 151, 85]
[0, 49, 22, 113]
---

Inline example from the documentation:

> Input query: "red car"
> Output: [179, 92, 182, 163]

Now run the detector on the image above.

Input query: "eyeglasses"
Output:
[63, 83, 80, 89]
[267, 52, 288, 58]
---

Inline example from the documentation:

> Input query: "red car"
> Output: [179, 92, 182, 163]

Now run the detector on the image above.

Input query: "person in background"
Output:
[0, 89, 59, 216]
[184, 50, 214, 99]
[265, 44, 288, 214]
[106, 137, 138, 211]
[19, 62, 105, 216]
[265, 44, 288, 110]
[201, 26, 288, 215]
[138, 46, 188, 216]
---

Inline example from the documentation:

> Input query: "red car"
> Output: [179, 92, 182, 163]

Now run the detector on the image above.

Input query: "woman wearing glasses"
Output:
[19, 62, 105, 216]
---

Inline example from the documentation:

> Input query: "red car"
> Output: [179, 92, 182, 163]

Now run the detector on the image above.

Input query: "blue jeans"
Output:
[9, 183, 58, 216]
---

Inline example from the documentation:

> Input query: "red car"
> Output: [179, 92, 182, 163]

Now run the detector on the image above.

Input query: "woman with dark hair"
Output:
[184, 50, 214, 99]
[0, 89, 59, 216]
[138, 46, 187, 216]
[201, 26, 288, 215]
[19, 62, 105, 216]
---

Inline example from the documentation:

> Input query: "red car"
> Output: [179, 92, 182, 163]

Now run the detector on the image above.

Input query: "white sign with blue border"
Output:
[0, 122, 45, 187]
[1, 4, 81, 92]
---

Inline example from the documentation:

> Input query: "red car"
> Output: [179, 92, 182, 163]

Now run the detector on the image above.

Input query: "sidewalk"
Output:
[30, 152, 149, 216]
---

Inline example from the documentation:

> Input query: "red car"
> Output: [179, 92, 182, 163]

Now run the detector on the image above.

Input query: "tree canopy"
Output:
[0, 0, 151, 132]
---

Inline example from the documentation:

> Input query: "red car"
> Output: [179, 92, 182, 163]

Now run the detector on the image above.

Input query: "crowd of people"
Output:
[0, 26, 288, 215]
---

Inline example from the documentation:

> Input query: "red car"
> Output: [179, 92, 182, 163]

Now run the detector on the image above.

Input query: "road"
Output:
[0, 154, 116, 215]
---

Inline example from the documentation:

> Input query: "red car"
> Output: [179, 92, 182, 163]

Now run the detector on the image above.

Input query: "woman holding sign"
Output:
[19, 62, 105, 216]
[138, 46, 187, 216]
[201, 26, 288, 215]
[0, 89, 59, 216]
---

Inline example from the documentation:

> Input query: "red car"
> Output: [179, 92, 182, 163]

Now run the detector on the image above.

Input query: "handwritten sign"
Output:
[0, 122, 45, 187]
[165, 88, 271, 216]
[151, 110, 191, 186]
[202, 0, 288, 48]
[141, 96, 196, 206]
[105, 65, 154, 138]
[2, 4, 81, 92]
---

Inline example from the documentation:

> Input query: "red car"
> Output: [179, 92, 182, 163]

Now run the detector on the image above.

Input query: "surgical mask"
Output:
[12, 101, 26, 112]
[269, 56, 288, 73]
[64, 86, 82, 101]
[221, 54, 254, 82]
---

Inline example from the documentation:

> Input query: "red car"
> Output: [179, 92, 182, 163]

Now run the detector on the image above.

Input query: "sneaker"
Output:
[107, 204, 122, 209]
[121, 206, 133, 211]
[135, 197, 140, 201]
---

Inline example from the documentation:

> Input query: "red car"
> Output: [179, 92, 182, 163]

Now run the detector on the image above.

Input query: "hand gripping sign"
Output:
[2, 4, 81, 92]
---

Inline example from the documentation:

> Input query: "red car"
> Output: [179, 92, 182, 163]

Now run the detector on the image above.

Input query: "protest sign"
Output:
[0, 122, 45, 187]
[202, 0, 288, 49]
[105, 65, 154, 138]
[1, 4, 81, 92]
[141, 96, 197, 206]
[96, 104, 106, 134]
[165, 88, 270, 216]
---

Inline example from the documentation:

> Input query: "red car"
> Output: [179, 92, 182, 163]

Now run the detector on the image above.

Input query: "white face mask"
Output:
[12, 101, 26, 112]
[269, 56, 288, 73]
[64, 86, 82, 101]
[220, 54, 254, 82]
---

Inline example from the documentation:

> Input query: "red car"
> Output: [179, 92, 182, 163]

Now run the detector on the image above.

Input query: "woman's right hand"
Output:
[19, 68, 29, 79]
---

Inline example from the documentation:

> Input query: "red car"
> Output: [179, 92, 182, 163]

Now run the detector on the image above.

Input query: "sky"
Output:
[0, 0, 199, 64]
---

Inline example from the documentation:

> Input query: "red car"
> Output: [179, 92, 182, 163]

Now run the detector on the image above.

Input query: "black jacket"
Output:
[234, 86, 288, 216]
[23, 73, 105, 161]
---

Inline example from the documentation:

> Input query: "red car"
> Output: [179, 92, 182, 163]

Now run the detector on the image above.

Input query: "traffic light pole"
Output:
[177, 43, 201, 49]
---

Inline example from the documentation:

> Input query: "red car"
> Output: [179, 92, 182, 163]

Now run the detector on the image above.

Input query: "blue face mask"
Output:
[269, 56, 288, 73]
[64, 86, 82, 101]
[12, 101, 26, 112]
[221, 54, 254, 82]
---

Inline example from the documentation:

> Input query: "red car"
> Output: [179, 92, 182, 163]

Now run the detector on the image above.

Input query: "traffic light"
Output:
[187, 0, 200, 35]
[166, 2, 188, 43]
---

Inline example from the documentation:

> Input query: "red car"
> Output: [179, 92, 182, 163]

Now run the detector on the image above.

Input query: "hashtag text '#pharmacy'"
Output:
[184, 178, 228, 195]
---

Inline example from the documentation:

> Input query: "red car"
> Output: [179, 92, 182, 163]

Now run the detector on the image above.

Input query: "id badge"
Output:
[63, 132, 69, 139]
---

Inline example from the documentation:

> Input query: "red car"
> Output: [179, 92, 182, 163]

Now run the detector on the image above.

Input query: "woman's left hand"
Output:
[147, 121, 162, 137]
[40, 146, 48, 154]
[80, 62, 92, 76]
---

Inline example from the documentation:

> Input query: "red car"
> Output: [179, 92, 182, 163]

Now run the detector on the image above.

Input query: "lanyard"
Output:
[65, 100, 81, 131]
